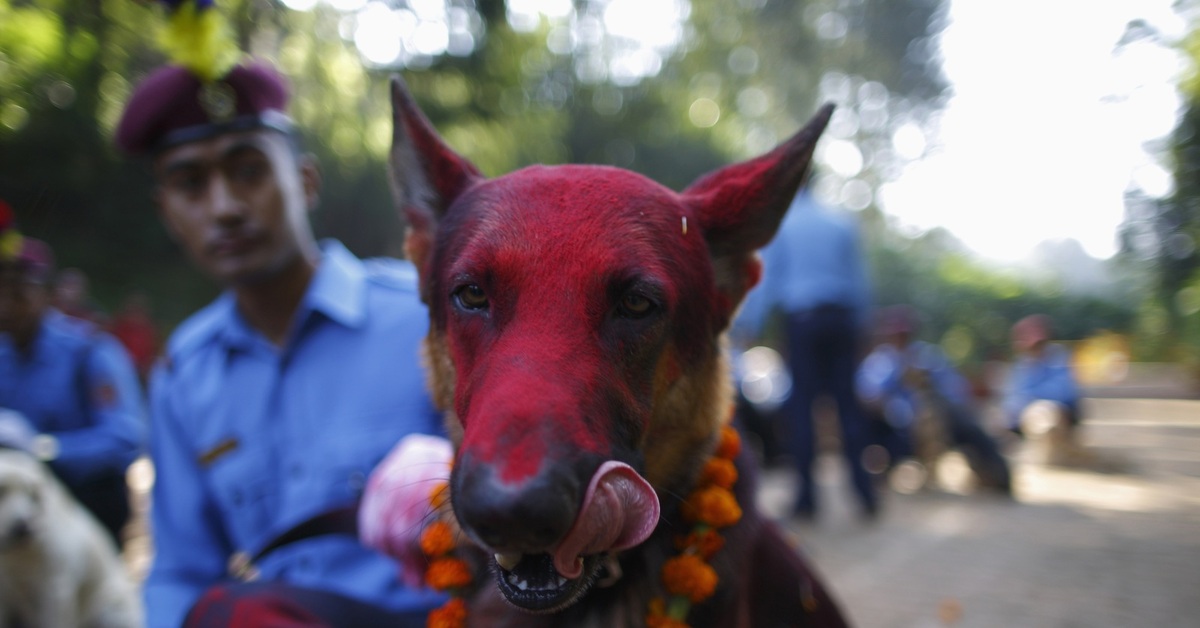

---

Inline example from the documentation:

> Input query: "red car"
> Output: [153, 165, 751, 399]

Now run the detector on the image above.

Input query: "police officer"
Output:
[1003, 314, 1083, 435]
[857, 305, 1012, 494]
[115, 59, 446, 626]
[735, 188, 878, 521]
[0, 206, 146, 548]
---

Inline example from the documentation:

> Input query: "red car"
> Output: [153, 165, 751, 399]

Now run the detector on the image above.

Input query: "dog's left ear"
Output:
[682, 104, 834, 316]
[389, 75, 484, 301]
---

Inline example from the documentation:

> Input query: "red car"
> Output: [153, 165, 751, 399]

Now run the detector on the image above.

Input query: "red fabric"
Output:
[109, 308, 159, 378]
[185, 584, 328, 628]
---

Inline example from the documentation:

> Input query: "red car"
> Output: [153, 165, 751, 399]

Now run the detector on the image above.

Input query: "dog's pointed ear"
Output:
[682, 104, 834, 316]
[390, 75, 483, 299]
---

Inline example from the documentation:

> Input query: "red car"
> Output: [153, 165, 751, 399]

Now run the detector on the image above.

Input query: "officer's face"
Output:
[153, 130, 321, 285]
[0, 265, 46, 338]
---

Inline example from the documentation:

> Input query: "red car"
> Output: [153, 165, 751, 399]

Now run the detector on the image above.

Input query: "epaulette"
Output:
[362, 257, 419, 292]
[163, 297, 229, 365]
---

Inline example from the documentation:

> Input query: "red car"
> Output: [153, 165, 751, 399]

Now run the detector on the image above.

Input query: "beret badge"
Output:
[199, 81, 237, 122]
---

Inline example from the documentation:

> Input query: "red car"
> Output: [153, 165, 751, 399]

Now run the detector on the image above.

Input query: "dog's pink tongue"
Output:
[551, 461, 660, 579]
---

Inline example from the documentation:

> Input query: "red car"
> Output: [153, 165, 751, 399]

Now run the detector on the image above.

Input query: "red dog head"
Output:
[390, 77, 831, 613]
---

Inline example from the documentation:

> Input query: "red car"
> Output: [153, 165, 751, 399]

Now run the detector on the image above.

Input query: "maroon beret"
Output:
[876, 304, 918, 337]
[115, 60, 292, 157]
[0, 237, 54, 284]
[1012, 314, 1051, 350]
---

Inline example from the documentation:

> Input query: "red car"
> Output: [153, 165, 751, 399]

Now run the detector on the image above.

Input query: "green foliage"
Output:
[867, 223, 1135, 368]
[0, 0, 1138, 368]
[1123, 10, 1200, 365]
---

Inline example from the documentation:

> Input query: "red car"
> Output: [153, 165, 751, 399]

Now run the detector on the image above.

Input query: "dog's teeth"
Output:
[557, 576, 568, 587]
[516, 578, 529, 591]
[494, 552, 522, 571]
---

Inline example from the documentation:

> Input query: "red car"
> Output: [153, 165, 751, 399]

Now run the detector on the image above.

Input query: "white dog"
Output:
[0, 449, 142, 628]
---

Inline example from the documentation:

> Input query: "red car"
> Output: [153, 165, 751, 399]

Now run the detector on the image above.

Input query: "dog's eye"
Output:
[618, 292, 655, 319]
[454, 284, 489, 311]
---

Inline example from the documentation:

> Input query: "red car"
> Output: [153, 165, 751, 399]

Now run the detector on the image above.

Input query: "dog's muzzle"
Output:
[457, 460, 660, 612]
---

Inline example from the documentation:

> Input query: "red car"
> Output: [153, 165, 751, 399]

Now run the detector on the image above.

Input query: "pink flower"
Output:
[359, 433, 454, 587]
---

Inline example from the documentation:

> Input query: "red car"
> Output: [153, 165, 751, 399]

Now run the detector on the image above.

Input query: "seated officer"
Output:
[1002, 314, 1082, 436]
[115, 59, 446, 627]
[857, 305, 1012, 494]
[0, 208, 145, 548]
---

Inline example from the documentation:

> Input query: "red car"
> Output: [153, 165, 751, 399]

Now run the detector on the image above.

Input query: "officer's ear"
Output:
[298, 153, 321, 213]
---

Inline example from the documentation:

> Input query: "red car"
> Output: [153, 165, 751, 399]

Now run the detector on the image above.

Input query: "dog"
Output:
[0, 449, 142, 628]
[388, 75, 848, 627]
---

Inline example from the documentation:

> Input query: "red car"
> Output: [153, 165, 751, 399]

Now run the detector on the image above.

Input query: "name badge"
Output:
[198, 437, 240, 467]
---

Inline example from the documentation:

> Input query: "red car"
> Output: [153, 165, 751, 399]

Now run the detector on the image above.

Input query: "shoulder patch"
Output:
[362, 257, 419, 291]
[165, 297, 232, 364]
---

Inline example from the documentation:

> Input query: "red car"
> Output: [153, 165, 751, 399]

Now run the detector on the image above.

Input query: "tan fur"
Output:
[642, 343, 732, 492]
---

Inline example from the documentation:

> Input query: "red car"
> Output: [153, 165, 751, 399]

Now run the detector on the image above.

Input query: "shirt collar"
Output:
[211, 239, 367, 352]
[304, 239, 368, 329]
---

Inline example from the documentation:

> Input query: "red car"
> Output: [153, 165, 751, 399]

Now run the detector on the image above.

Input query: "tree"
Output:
[1119, 9, 1200, 370]
[1, 0, 952, 327]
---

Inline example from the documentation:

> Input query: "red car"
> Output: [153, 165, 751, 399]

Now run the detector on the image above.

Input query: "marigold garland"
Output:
[674, 528, 725, 560]
[646, 421, 744, 628]
[426, 556, 473, 590]
[680, 484, 743, 528]
[646, 599, 691, 628]
[427, 598, 467, 628]
[662, 554, 718, 602]
[417, 420, 746, 628]
[421, 479, 468, 628]
[419, 521, 456, 557]
[699, 457, 738, 489]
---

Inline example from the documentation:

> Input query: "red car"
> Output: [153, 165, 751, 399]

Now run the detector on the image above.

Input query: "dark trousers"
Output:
[940, 402, 1013, 493]
[783, 304, 876, 516]
[66, 472, 131, 550]
[184, 582, 430, 628]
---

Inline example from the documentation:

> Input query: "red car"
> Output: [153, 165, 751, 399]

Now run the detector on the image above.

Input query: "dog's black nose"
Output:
[9, 519, 32, 541]
[453, 458, 581, 553]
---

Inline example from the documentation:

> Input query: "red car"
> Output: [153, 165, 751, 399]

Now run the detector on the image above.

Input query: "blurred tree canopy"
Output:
[0, 0, 1137, 363]
[1119, 6, 1200, 373]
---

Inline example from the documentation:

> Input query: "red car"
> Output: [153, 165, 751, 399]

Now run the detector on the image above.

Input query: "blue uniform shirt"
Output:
[144, 241, 447, 628]
[0, 309, 145, 484]
[1001, 343, 1080, 428]
[856, 341, 973, 428]
[736, 191, 872, 339]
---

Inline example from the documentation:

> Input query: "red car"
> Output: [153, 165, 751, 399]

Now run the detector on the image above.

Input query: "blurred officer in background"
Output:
[857, 305, 1012, 495]
[1003, 314, 1083, 435]
[0, 201, 146, 548]
[736, 188, 877, 521]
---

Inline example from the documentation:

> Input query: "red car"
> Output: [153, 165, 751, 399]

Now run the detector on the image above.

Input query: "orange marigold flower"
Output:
[675, 529, 726, 560]
[427, 598, 467, 628]
[714, 425, 741, 460]
[699, 457, 737, 489]
[646, 615, 692, 628]
[662, 555, 718, 603]
[646, 599, 692, 628]
[420, 520, 456, 557]
[681, 485, 742, 528]
[429, 482, 450, 510]
[426, 557, 472, 590]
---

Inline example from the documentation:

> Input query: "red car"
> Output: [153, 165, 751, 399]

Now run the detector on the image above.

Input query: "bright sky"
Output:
[878, 0, 1187, 262]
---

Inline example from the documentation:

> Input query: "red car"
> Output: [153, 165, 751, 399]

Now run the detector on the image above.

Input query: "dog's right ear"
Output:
[389, 76, 483, 300]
